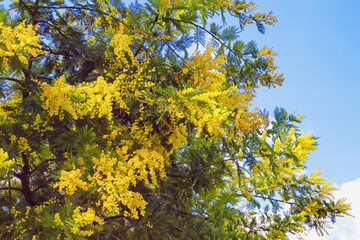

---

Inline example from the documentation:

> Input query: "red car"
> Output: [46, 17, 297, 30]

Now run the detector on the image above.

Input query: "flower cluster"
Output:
[89, 149, 165, 218]
[40, 76, 126, 121]
[292, 133, 318, 162]
[71, 207, 104, 236]
[0, 148, 14, 173]
[0, 21, 47, 70]
[54, 169, 89, 195]
[178, 47, 264, 139]
[256, 46, 285, 88]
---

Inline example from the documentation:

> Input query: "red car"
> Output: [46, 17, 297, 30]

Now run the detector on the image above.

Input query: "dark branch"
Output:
[0, 77, 23, 85]
[36, 5, 98, 12]
[103, 214, 122, 221]
[36, 20, 70, 42]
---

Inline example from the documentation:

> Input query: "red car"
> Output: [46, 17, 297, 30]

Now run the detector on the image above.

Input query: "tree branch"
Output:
[36, 4, 98, 12]
[0, 77, 23, 85]
[237, 193, 296, 205]
[103, 214, 122, 221]
[163, 40, 184, 60]
[18, 0, 35, 17]
[36, 20, 70, 42]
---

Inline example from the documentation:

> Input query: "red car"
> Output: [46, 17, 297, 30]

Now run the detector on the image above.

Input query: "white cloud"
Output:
[292, 177, 360, 240]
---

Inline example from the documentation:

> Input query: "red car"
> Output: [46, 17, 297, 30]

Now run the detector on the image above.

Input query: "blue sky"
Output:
[235, 1, 360, 238]
[238, 0, 360, 185]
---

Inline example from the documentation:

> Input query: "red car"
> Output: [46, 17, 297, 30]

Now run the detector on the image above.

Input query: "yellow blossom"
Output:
[54, 169, 89, 195]
[261, 130, 267, 142]
[274, 139, 282, 153]
[54, 213, 64, 227]
[286, 128, 296, 145]
[40, 75, 128, 121]
[0, 148, 14, 172]
[0, 20, 47, 71]
[10, 135, 17, 143]
[292, 133, 317, 162]
[18, 137, 31, 153]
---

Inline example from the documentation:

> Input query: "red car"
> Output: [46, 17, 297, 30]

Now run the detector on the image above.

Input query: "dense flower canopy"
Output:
[0, 0, 351, 239]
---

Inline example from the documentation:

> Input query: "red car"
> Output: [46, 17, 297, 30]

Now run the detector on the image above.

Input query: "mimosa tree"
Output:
[0, 0, 351, 239]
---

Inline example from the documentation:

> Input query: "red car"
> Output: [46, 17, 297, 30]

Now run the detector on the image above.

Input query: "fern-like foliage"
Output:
[206, 37, 220, 49]
[243, 40, 258, 56]
[220, 26, 240, 42]
[193, 26, 206, 49]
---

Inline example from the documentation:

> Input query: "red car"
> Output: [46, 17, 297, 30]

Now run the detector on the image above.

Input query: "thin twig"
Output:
[36, 20, 70, 42]
[36, 5, 97, 12]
